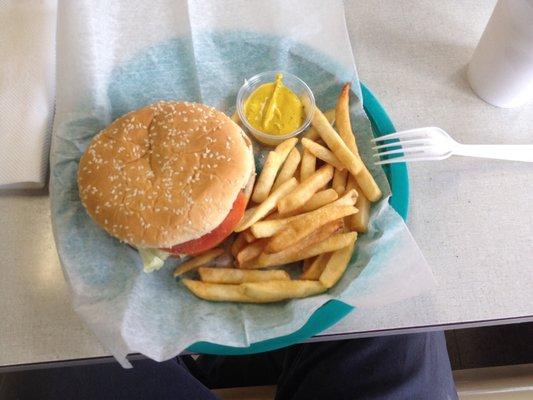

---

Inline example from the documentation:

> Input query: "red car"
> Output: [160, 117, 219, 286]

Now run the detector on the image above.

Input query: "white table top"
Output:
[1, 0, 532, 369]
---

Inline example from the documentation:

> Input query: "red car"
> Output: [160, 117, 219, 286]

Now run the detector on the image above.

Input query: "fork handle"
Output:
[453, 144, 533, 162]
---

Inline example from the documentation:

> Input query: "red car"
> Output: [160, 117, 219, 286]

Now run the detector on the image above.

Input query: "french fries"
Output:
[242, 229, 256, 243]
[173, 248, 225, 277]
[265, 205, 356, 253]
[301, 189, 338, 212]
[252, 138, 298, 203]
[183, 279, 256, 302]
[300, 149, 316, 181]
[304, 108, 336, 141]
[349, 180, 371, 233]
[334, 83, 382, 202]
[236, 177, 297, 231]
[335, 83, 358, 154]
[231, 234, 247, 257]
[319, 237, 356, 288]
[198, 267, 290, 284]
[272, 147, 301, 191]
[251, 189, 357, 238]
[180, 85, 384, 303]
[301, 138, 345, 170]
[242, 280, 326, 302]
[258, 232, 357, 268]
[332, 168, 348, 195]
[236, 240, 266, 265]
[300, 253, 331, 280]
[302, 97, 364, 177]
[278, 164, 333, 215]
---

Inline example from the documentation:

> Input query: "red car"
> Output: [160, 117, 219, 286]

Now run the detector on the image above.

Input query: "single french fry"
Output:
[304, 108, 336, 141]
[266, 205, 356, 253]
[231, 234, 247, 257]
[272, 147, 301, 191]
[301, 189, 338, 212]
[302, 96, 364, 177]
[349, 181, 371, 232]
[242, 280, 326, 302]
[182, 279, 257, 302]
[354, 168, 382, 202]
[250, 189, 357, 238]
[236, 240, 266, 265]
[332, 168, 348, 195]
[319, 237, 356, 288]
[334, 83, 382, 202]
[300, 149, 316, 181]
[242, 229, 256, 243]
[258, 232, 357, 268]
[252, 138, 298, 203]
[278, 164, 333, 215]
[198, 267, 290, 284]
[300, 253, 331, 280]
[335, 83, 358, 154]
[301, 138, 345, 170]
[236, 178, 298, 232]
[173, 248, 225, 277]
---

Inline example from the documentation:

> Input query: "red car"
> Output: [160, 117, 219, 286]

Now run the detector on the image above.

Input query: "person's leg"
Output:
[275, 332, 457, 400]
[193, 348, 287, 389]
[2, 358, 217, 400]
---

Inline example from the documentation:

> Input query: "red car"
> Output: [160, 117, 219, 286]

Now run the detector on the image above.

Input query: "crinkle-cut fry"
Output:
[242, 280, 327, 302]
[278, 164, 333, 215]
[301, 138, 345, 170]
[332, 168, 348, 195]
[272, 147, 301, 191]
[173, 248, 225, 277]
[319, 237, 356, 288]
[300, 253, 331, 280]
[258, 232, 357, 268]
[252, 138, 298, 203]
[198, 267, 290, 284]
[236, 178, 298, 232]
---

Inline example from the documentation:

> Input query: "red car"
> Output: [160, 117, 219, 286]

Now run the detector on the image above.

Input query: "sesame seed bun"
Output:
[78, 101, 255, 248]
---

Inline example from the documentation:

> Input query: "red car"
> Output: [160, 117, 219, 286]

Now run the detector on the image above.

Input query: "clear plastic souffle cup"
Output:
[236, 71, 315, 146]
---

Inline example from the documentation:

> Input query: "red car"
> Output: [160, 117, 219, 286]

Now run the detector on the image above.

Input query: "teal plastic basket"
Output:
[187, 83, 409, 355]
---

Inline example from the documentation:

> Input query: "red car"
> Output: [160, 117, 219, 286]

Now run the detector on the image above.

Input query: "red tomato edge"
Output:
[162, 191, 249, 255]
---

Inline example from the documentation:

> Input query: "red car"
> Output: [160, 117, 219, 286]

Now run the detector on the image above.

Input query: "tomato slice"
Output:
[164, 191, 248, 255]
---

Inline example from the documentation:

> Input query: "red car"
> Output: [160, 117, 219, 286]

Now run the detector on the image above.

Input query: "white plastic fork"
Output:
[372, 127, 533, 165]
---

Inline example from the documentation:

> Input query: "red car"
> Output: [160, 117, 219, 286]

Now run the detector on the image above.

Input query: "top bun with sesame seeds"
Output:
[78, 101, 255, 252]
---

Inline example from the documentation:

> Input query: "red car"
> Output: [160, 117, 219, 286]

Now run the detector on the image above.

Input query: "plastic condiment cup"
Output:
[236, 71, 315, 146]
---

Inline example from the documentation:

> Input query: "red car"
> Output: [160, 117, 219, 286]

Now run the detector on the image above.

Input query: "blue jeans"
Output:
[2, 332, 457, 399]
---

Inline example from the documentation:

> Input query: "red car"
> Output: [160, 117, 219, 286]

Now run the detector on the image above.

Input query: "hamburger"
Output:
[78, 101, 255, 271]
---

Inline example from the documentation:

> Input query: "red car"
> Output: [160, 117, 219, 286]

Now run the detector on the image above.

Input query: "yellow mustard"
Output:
[244, 73, 304, 136]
